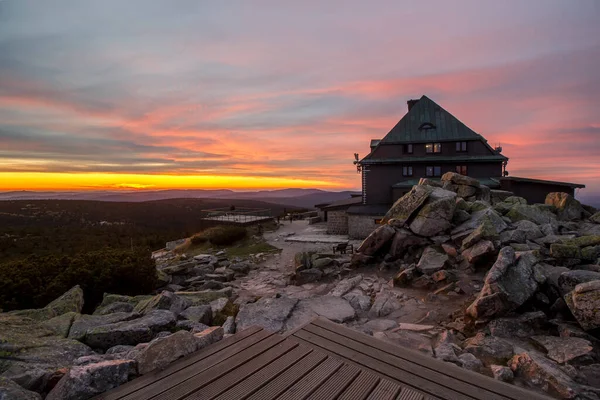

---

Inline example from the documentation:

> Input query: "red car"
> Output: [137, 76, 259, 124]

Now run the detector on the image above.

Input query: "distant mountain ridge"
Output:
[0, 189, 360, 209]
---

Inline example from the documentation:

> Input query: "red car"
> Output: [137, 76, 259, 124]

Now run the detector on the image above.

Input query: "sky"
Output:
[1, 1, 599, 196]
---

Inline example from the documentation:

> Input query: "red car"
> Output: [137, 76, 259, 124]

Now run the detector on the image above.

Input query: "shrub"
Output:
[205, 226, 247, 246]
[0, 249, 157, 313]
[190, 233, 208, 245]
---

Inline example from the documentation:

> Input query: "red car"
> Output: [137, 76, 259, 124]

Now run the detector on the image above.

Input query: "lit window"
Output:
[426, 143, 441, 153]
[456, 141, 467, 152]
[456, 165, 468, 175]
[403, 166, 413, 177]
[427, 166, 442, 177]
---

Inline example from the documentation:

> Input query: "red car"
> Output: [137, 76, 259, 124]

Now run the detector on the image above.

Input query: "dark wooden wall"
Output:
[368, 139, 495, 159]
[500, 180, 576, 204]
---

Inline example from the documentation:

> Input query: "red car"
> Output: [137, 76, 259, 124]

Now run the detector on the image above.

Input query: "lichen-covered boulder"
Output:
[557, 270, 600, 297]
[9, 286, 85, 322]
[461, 219, 498, 250]
[235, 296, 298, 333]
[545, 192, 586, 221]
[513, 220, 543, 241]
[564, 280, 600, 331]
[356, 224, 396, 256]
[409, 188, 457, 237]
[179, 305, 212, 325]
[174, 288, 232, 306]
[133, 291, 190, 316]
[466, 248, 544, 320]
[68, 312, 141, 341]
[463, 333, 514, 365]
[441, 172, 480, 188]
[506, 204, 557, 225]
[82, 310, 177, 350]
[550, 244, 581, 259]
[45, 360, 136, 400]
[93, 302, 135, 316]
[0, 377, 42, 400]
[132, 331, 198, 375]
[40, 312, 80, 338]
[382, 185, 433, 224]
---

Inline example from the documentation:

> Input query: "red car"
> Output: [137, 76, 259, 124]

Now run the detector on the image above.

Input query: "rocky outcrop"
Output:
[46, 360, 136, 400]
[9, 285, 84, 322]
[466, 248, 544, 320]
[235, 296, 298, 333]
[545, 192, 586, 221]
[408, 187, 457, 237]
[382, 184, 432, 224]
[564, 280, 600, 331]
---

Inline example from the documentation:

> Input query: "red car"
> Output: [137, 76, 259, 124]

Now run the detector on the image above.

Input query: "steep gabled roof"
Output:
[379, 95, 482, 144]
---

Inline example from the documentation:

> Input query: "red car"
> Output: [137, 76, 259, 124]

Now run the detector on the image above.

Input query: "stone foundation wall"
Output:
[348, 214, 380, 239]
[327, 210, 349, 234]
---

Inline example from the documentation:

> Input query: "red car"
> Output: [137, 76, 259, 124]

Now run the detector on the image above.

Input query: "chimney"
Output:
[407, 99, 419, 111]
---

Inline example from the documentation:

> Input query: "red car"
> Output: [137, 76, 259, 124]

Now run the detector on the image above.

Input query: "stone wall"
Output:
[348, 214, 380, 239]
[327, 210, 349, 234]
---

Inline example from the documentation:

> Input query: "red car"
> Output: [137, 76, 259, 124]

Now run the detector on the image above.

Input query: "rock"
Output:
[194, 326, 224, 349]
[68, 312, 141, 341]
[550, 244, 582, 259]
[441, 172, 481, 187]
[466, 247, 544, 320]
[409, 188, 457, 237]
[369, 290, 402, 318]
[40, 311, 79, 338]
[416, 246, 449, 274]
[582, 245, 600, 261]
[83, 310, 177, 350]
[46, 360, 136, 400]
[210, 297, 237, 325]
[558, 270, 600, 296]
[499, 229, 527, 245]
[452, 209, 507, 245]
[490, 365, 514, 382]
[564, 280, 600, 331]
[412, 275, 433, 289]
[546, 192, 586, 221]
[509, 352, 579, 399]
[133, 291, 190, 316]
[393, 267, 415, 287]
[591, 212, 600, 224]
[235, 297, 298, 333]
[382, 184, 433, 224]
[294, 268, 323, 285]
[311, 257, 333, 270]
[505, 196, 528, 205]
[373, 330, 433, 356]
[9, 286, 85, 322]
[462, 220, 499, 249]
[222, 316, 235, 334]
[342, 289, 372, 312]
[565, 235, 600, 248]
[229, 262, 252, 274]
[363, 319, 398, 333]
[175, 288, 232, 306]
[513, 220, 544, 240]
[487, 311, 547, 338]
[458, 353, 483, 372]
[531, 336, 594, 364]
[579, 364, 600, 388]
[0, 377, 42, 400]
[329, 275, 363, 297]
[357, 225, 396, 256]
[434, 342, 461, 364]
[179, 305, 212, 325]
[294, 252, 313, 270]
[284, 296, 356, 331]
[442, 243, 458, 257]
[388, 229, 430, 259]
[94, 302, 135, 315]
[105, 345, 134, 355]
[97, 293, 151, 309]
[463, 333, 514, 366]
[177, 320, 209, 332]
[462, 240, 495, 265]
[506, 204, 557, 225]
[133, 331, 198, 375]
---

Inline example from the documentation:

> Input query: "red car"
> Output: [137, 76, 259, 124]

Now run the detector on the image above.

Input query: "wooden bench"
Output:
[332, 242, 353, 254]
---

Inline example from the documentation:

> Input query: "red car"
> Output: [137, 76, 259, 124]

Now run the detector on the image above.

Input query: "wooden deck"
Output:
[96, 317, 553, 400]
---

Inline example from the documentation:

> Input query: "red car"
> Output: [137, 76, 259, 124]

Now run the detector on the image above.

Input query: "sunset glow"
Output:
[0, 1, 599, 196]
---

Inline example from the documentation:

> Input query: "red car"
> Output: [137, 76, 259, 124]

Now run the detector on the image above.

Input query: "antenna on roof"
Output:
[353, 153, 362, 173]
[494, 142, 503, 153]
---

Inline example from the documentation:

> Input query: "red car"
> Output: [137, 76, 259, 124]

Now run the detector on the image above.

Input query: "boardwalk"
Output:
[96, 317, 552, 400]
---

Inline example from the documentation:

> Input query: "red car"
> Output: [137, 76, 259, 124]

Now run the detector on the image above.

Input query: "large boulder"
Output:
[284, 296, 356, 331]
[82, 310, 177, 350]
[368, 290, 402, 318]
[174, 288, 232, 306]
[530, 336, 594, 365]
[463, 333, 514, 366]
[506, 204, 557, 225]
[513, 220, 543, 241]
[0, 314, 94, 393]
[68, 312, 141, 341]
[564, 280, 600, 331]
[452, 208, 507, 242]
[356, 225, 396, 256]
[0, 377, 42, 400]
[388, 229, 430, 259]
[45, 360, 136, 400]
[462, 240, 496, 265]
[179, 305, 212, 325]
[9, 286, 85, 322]
[328, 275, 363, 297]
[132, 331, 198, 375]
[545, 192, 586, 221]
[235, 296, 298, 333]
[40, 311, 80, 338]
[466, 247, 544, 320]
[557, 270, 600, 297]
[133, 291, 190, 316]
[409, 188, 457, 237]
[382, 185, 433, 224]
[416, 246, 449, 274]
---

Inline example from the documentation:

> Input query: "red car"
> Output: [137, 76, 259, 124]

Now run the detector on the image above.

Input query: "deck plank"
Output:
[293, 328, 472, 400]
[214, 344, 313, 400]
[337, 370, 380, 400]
[305, 363, 361, 400]
[246, 351, 327, 400]
[96, 326, 263, 400]
[276, 357, 343, 400]
[182, 339, 298, 400]
[153, 333, 285, 400]
[397, 386, 426, 400]
[366, 379, 401, 400]
[311, 318, 550, 400]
